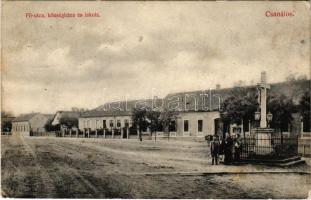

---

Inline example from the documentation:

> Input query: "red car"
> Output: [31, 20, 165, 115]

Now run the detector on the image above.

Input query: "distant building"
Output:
[165, 79, 310, 138]
[79, 100, 155, 138]
[79, 79, 310, 139]
[12, 113, 54, 136]
[51, 111, 81, 127]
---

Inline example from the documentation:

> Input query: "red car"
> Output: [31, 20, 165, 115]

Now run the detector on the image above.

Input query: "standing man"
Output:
[224, 133, 233, 164]
[210, 135, 220, 165]
[234, 134, 242, 161]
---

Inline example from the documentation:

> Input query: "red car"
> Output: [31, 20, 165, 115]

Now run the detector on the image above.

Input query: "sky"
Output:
[1, 1, 310, 116]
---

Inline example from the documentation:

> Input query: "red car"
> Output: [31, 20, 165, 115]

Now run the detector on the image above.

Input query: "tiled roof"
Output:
[81, 99, 162, 118]
[81, 110, 132, 118]
[164, 79, 310, 112]
[44, 114, 55, 120]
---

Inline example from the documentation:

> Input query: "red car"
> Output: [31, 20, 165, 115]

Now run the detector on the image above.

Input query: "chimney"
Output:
[216, 84, 221, 90]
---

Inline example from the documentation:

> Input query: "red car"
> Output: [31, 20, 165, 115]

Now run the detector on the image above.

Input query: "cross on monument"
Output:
[259, 71, 270, 128]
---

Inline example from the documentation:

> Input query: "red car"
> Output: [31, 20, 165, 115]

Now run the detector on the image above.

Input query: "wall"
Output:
[176, 111, 220, 137]
[12, 121, 30, 136]
[79, 116, 132, 131]
[298, 134, 311, 157]
[29, 114, 50, 133]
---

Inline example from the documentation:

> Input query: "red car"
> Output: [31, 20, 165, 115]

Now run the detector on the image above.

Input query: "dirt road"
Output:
[1, 135, 310, 198]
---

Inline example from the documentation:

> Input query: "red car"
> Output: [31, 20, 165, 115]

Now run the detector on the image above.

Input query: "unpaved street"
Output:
[1, 135, 310, 198]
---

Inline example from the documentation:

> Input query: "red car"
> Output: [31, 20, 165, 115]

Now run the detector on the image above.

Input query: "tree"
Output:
[220, 87, 258, 135]
[146, 110, 161, 141]
[59, 116, 78, 129]
[268, 94, 294, 133]
[299, 90, 310, 132]
[160, 108, 177, 140]
[132, 108, 149, 141]
[1, 111, 14, 132]
[286, 73, 307, 82]
[44, 118, 54, 132]
[44, 118, 61, 132]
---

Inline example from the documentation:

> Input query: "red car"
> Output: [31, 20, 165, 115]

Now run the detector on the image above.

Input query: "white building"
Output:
[79, 79, 311, 139]
[12, 113, 53, 136]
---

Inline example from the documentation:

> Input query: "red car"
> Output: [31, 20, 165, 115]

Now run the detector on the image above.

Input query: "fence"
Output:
[298, 133, 311, 157]
[30, 131, 56, 137]
[1, 131, 12, 135]
[235, 135, 298, 160]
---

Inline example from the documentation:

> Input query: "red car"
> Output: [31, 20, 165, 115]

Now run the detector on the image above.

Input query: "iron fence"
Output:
[235, 135, 298, 160]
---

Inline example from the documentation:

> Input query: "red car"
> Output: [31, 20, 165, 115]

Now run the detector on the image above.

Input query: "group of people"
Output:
[209, 133, 242, 165]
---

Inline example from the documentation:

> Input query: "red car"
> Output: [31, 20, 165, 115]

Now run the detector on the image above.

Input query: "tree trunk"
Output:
[139, 130, 142, 141]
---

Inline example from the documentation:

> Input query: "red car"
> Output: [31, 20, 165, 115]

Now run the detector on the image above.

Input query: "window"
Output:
[109, 120, 114, 128]
[243, 120, 249, 132]
[87, 120, 90, 128]
[198, 120, 203, 132]
[184, 120, 189, 132]
[169, 120, 176, 132]
[117, 120, 121, 127]
[103, 120, 107, 129]
[124, 119, 129, 127]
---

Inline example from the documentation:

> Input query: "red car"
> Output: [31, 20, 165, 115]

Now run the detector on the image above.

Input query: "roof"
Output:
[164, 87, 241, 112]
[81, 79, 310, 118]
[1, 117, 15, 123]
[81, 110, 132, 118]
[81, 99, 162, 118]
[43, 114, 55, 120]
[12, 113, 55, 122]
[164, 79, 310, 112]
[12, 113, 39, 122]
[56, 111, 81, 119]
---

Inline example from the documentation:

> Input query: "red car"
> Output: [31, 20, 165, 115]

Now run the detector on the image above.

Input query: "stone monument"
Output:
[252, 71, 275, 155]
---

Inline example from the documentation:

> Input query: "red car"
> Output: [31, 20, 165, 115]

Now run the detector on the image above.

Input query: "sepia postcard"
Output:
[1, 1, 310, 199]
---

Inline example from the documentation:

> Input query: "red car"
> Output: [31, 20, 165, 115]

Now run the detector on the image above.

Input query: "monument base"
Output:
[252, 128, 275, 155]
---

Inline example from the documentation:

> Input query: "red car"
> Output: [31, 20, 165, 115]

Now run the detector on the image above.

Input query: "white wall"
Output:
[176, 111, 220, 137]
[79, 116, 132, 131]
[12, 121, 30, 136]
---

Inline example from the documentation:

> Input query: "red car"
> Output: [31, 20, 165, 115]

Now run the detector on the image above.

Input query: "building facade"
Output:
[175, 111, 220, 137]
[79, 79, 310, 139]
[12, 113, 53, 136]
